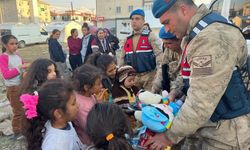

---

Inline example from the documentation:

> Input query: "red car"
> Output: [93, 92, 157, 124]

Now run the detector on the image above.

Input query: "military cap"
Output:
[152, 0, 177, 18]
[159, 26, 176, 39]
[130, 9, 145, 19]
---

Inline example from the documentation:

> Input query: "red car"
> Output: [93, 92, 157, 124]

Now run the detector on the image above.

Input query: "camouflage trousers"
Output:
[173, 114, 250, 150]
[135, 70, 156, 91]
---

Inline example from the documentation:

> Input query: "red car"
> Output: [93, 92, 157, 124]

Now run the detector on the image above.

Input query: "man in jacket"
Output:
[119, 9, 162, 91]
[152, 27, 182, 93]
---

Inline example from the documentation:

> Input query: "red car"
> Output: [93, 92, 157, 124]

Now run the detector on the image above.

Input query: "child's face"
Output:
[124, 76, 136, 88]
[89, 77, 103, 95]
[47, 64, 57, 80]
[65, 93, 79, 121]
[53, 31, 61, 39]
[4, 38, 18, 53]
[105, 62, 117, 79]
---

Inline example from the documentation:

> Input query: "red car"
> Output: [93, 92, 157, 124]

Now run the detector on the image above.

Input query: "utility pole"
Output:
[71, 1, 74, 21]
[142, 0, 145, 10]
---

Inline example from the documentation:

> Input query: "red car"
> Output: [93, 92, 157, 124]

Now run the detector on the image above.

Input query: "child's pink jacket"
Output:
[0, 53, 24, 79]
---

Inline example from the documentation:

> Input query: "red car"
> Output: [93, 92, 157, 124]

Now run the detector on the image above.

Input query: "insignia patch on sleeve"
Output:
[192, 55, 212, 76]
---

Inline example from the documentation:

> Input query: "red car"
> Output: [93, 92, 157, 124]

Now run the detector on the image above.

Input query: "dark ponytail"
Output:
[86, 103, 132, 150]
[24, 79, 74, 150]
[107, 138, 132, 150]
[25, 116, 47, 150]
[1, 34, 17, 53]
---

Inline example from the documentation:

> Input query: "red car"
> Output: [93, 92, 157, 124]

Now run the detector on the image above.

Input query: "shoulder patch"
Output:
[192, 55, 212, 76]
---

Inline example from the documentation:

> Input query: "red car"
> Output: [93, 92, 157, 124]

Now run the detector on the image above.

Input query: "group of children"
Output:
[0, 34, 142, 150]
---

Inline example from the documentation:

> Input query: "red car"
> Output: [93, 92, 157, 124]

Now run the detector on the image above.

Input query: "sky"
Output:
[43, 0, 212, 10]
[43, 0, 96, 11]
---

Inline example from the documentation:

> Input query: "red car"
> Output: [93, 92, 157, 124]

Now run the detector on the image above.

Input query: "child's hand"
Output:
[94, 89, 108, 103]
[21, 63, 30, 69]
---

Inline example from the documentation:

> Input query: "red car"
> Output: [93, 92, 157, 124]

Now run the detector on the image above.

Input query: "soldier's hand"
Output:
[167, 90, 178, 102]
[144, 133, 172, 150]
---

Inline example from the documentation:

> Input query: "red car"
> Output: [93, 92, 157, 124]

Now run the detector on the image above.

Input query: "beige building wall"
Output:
[0, 0, 50, 23]
[38, 1, 51, 23]
[0, 0, 19, 23]
[16, 0, 32, 23]
[96, 0, 143, 19]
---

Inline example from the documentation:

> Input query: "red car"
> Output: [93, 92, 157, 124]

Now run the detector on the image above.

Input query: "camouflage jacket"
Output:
[152, 47, 181, 93]
[166, 4, 248, 143]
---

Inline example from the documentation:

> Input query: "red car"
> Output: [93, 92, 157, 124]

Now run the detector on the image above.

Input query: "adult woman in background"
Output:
[67, 28, 82, 70]
[48, 29, 69, 78]
[91, 28, 115, 55]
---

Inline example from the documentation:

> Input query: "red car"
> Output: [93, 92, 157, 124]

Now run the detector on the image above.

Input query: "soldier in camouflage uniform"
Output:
[119, 9, 162, 91]
[145, 0, 250, 150]
[152, 27, 182, 93]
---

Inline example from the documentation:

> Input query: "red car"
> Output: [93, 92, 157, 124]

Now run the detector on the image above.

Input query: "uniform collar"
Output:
[187, 4, 211, 35]
[133, 28, 144, 35]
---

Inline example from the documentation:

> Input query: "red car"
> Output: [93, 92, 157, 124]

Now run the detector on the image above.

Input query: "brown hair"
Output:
[50, 29, 60, 39]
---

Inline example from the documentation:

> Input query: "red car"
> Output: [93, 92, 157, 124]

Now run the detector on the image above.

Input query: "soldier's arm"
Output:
[152, 48, 171, 93]
[148, 32, 163, 65]
[166, 33, 238, 143]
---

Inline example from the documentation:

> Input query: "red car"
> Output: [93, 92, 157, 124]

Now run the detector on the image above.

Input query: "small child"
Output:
[112, 65, 139, 115]
[86, 103, 132, 150]
[86, 52, 117, 101]
[72, 64, 105, 145]
[20, 79, 85, 150]
[20, 58, 59, 94]
[0, 35, 28, 139]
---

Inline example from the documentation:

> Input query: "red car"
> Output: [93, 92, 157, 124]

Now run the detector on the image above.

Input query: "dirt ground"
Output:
[18, 43, 68, 62]
[0, 43, 68, 150]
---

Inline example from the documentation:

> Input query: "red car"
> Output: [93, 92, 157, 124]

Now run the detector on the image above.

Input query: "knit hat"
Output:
[117, 66, 137, 82]
[152, 0, 177, 18]
[130, 9, 145, 19]
[159, 26, 176, 39]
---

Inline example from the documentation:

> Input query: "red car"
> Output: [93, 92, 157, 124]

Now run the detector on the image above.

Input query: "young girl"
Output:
[0, 35, 28, 139]
[20, 79, 85, 150]
[86, 103, 132, 150]
[72, 64, 105, 145]
[86, 52, 117, 101]
[67, 28, 82, 70]
[48, 29, 69, 78]
[20, 58, 59, 94]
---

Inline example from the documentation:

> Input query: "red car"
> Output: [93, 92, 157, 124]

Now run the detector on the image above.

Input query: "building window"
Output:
[128, 5, 133, 13]
[116, 6, 121, 14]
